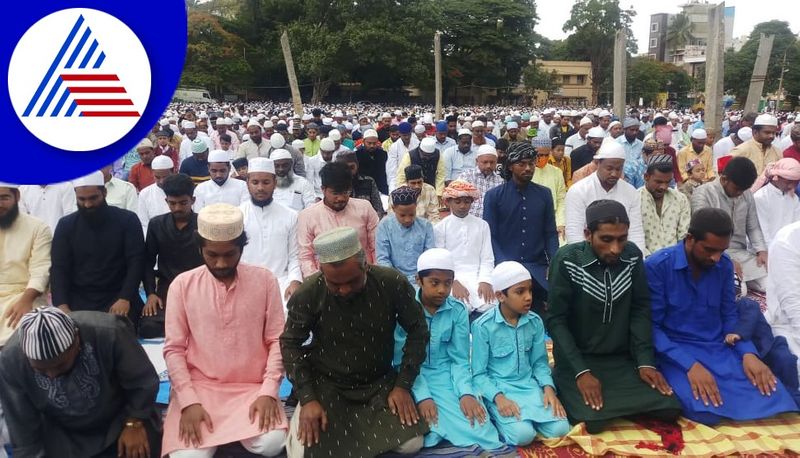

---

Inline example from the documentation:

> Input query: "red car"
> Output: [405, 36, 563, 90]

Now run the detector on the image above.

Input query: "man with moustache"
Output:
[50, 171, 146, 327]
[240, 157, 303, 305]
[193, 150, 249, 211]
[271, 149, 316, 211]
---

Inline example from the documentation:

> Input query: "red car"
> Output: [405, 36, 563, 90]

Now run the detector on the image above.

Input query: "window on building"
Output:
[576, 75, 586, 85]
[650, 38, 658, 48]
[648, 53, 657, 59]
[562, 75, 571, 85]
[651, 22, 659, 32]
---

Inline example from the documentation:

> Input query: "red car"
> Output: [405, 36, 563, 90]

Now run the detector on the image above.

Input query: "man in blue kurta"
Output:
[483, 141, 558, 315]
[645, 208, 798, 425]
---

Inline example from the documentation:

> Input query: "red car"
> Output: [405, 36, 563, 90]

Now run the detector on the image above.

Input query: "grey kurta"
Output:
[280, 266, 430, 457]
[0, 312, 160, 458]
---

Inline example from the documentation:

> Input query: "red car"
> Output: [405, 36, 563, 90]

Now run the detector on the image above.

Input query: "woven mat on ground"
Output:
[518, 413, 800, 457]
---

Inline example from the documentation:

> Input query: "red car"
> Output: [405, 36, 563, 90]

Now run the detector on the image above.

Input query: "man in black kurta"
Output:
[0, 309, 160, 458]
[281, 226, 429, 457]
[50, 173, 145, 327]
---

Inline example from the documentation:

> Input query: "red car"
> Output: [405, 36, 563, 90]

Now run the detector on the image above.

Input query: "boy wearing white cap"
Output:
[136, 155, 175, 233]
[472, 261, 570, 445]
[393, 249, 504, 450]
[192, 150, 249, 211]
[731, 114, 781, 175]
[163, 204, 288, 457]
[677, 128, 716, 182]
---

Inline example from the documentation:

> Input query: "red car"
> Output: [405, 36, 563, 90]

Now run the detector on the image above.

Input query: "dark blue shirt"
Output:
[178, 157, 210, 184]
[483, 180, 558, 289]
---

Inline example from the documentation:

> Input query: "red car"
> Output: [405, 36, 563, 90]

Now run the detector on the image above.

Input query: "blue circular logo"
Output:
[2, 1, 186, 184]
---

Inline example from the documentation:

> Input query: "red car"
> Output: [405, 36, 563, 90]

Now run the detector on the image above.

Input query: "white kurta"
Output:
[564, 132, 587, 157]
[565, 172, 648, 255]
[136, 183, 169, 234]
[18, 183, 75, 233]
[712, 136, 736, 173]
[753, 183, 800, 247]
[193, 177, 249, 211]
[304, 154, 331, 198]
[433, 214, 495, 313]
[239, 200, 302, 304]
[386, 137, 420, 192]
[765, 221, 800, 381]
[272, 176, 316, 211]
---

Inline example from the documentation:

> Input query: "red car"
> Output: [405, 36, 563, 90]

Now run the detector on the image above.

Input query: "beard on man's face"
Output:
[276, 174, 293, 188]
[0, 203, 20, 229]
[77, 201, 108, 226]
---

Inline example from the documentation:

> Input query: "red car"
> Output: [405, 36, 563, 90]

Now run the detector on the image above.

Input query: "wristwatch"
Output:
[124, 420, 143, 429]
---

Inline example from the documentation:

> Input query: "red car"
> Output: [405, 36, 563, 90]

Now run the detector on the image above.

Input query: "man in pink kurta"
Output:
[297, 162, 379, 277]
[163, 203, 287, 458]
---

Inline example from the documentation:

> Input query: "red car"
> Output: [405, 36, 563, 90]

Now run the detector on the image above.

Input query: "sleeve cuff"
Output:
[175, 389, 201, 410]
[574, 369, 591, 379]
[637, 365, 657, 370]
[296, 384, 318, 405]
[24, 279, 48, 294]
[258, 378, 281, 399]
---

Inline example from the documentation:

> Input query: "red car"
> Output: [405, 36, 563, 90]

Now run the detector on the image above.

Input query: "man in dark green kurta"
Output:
[280, 226, 430, 458]
[546, 200, 681, 433]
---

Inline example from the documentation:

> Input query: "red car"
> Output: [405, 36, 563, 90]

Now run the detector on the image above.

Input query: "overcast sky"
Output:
[535, 0, 799, 50]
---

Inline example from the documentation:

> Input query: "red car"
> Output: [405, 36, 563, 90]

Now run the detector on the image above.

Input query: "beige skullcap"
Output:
[313, 226, 362, 264]
[197, 203, 244, 242]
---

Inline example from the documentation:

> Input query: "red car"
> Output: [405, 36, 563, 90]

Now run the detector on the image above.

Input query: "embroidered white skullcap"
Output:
[477, 144, 497, 157]
[248, 157, 275, 174]
[587, 126, 606, 138]
[270, 149, 293, 161]
[579, 116, 593, 127]
[269, 133, 286, 149]
[754, 114, 778, 127]
[414, 124, 426, 134]
[208, 150, 230, 163]
[691, 128, 707, 140]
[197, 203, 244, 241]
[491, 261, 531, 292]
[263, 121, 274, 129]
[19, 307, 76, 361]
[313, 226, 362, 264]
[182, 121, 196, 129]
[472, 120, 485, 128]
[420, 137, 437, 153]
[593, 141, 626, 160]
[363, 129, 379, 139]
[598, 110, 611, 118]
[417, 248, 455, 272]
[247, 119, 262, 129]
[216, 118, 230, 126]
[737, 126, 753, 142]
[151, 155, 174, 170]
[328, 129, 342, 141]
[320, 138, 336, 152]
[506, 121, 519, 129]
[457, 128, 472, 137]
[73, 171, 105, 188]
[292, 139, 305, 150]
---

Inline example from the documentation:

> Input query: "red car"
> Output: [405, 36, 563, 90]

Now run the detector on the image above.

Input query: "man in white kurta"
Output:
[564, 142, 648, 255]
[270, 149, 316, 211]
[434, 181, 495, 315]
[753, 158, 800, 246]
[240, 158, 303, 306]
[765, 220, 800, 385]
[136, 155, 174, 234]
[193, 150, 249, 212]
[306, 138, 335, 199]
[18, 182, 75, 234]
[386, 123, 420, 192]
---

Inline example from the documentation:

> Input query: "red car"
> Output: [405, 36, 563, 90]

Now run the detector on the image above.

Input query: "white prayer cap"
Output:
[208, 150, 230, 164]
[587, 126, 606, 138]
[248, 157, 275, 174]
[668, 111, 678, 120]
[191, 138, 208, 154]
[269, 133, 286, 149]
[242, 116, 250, 122]
[592, 108, 602, 116]
[608, 120, 621, 129]
[198, 112, 209, 119]
[136, 138, 154, 149]
[292, 139, 305, 150]
[598, 109, 611, 118]
[477, 144, 497, 157]
[301, 114, 313, 121]
[506, 121, 519, 129]
[420, 137, 437, 153]
[322, 117, 333, 126]
[457, 128, 472, 137]
[320, 138, 336, 152]
[264, 121, 274, 129]
[271, 149, 293, 161]
[691, 128, 707, 140]
[216, 118, 230, 126]
[530, 114, 540, 122]
[197, 203, 244, 242]
[472, 120, 485, 128]
[737, 126, 753, 142]
[414, 124, 426, 134]
[363, 129, 379, 139]
[593, 141, 626, 160]
[329, 129, 342, 141]
[247, 119, 262, 129]
[422, 115, 433, 124]
[344, 122, 354, 130]
[151, 155, 174, 170]
[381, 112, 391, 119]
[73, 171, 105, 188]
[159, 119, 170, 126]
[0, 182, 19, 189]
[491, 261, 531, 292]
[333, 110, 344, 117]
[394, 110, 402, 116]
[417, 248, 455, 272]
[19, 307, 76, 361]
[242, 134, 251, 142]
[754, 114, 778, 127]
[182, 120, 196, 129]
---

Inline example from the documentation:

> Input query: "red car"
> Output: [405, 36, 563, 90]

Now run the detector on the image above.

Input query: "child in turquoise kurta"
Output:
[393, 248, 504, 450]
[472, 261, 570, 446]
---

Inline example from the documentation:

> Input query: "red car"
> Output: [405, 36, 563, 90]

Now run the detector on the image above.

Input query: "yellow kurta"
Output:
[731, 138, 781, 175]
[0, 213, 52, 345]
[677, 144, 715, 180]
[532, 163, 566, 227]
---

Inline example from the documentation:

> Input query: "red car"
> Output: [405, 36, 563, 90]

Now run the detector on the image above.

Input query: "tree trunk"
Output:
[311, 78, 331, 105]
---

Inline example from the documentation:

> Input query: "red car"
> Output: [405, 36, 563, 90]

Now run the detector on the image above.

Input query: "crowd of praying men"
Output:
[1, 102, 800, 457]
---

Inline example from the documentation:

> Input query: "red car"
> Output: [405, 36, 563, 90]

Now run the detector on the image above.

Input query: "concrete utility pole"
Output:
[434, 31, 442, 121]
[704, 2, 725, 136]
[280, 31, 303, 117]
[613, 30, 626, 117]
[744, 33, 775, 114]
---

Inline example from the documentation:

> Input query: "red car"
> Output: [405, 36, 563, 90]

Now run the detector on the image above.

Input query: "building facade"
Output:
[525, 60, 594, 106]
